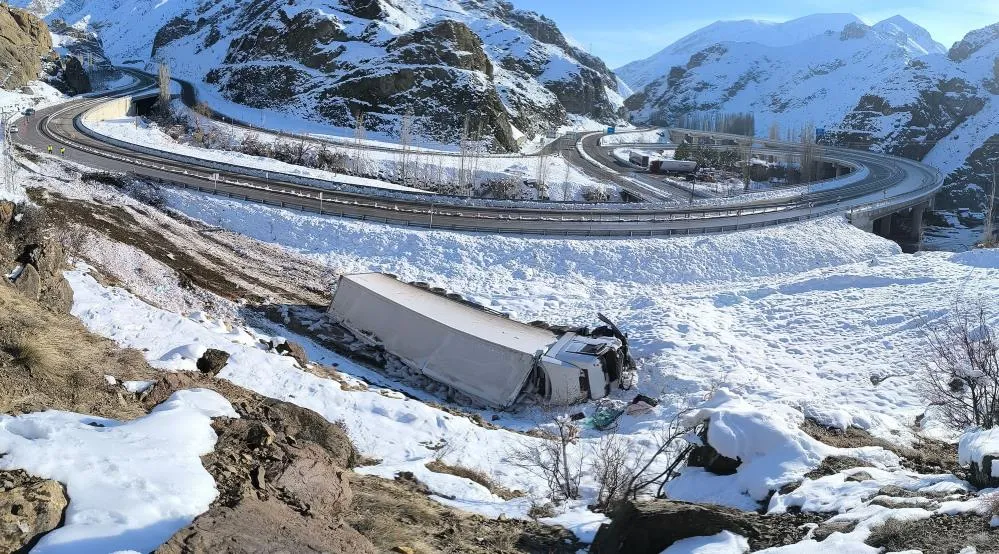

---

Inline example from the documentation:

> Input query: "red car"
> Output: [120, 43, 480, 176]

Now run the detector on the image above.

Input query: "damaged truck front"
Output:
[328, 273, 636, 409]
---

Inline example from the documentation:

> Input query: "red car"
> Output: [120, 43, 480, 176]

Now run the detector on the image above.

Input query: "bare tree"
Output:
[799, 124, 820, 184]
[352, 110, 366, 175]
[157, 63, 171, 115]
[589, 412, 699, 511]
[509, 415, 582, 503]
[536, 153, 551, 189]
[768, 121, 781, 142]
[740, 140, 753, 188]
[398, 108, 414, 185]
[922, 299, 999, 430]
[984, 164, 997, 247]
[192, 101, 212, 133]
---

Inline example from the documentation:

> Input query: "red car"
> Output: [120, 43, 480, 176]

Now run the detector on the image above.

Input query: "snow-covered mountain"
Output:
[616, 14, 867, 91]
[14, 0, 626, 151]
[619, 14, 998, 211]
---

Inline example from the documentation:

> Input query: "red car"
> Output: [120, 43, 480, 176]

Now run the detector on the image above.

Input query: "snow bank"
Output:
[165, 190, 897, 288]
[667, 390, 900, 510]
[599, 128, 668, 146]
[0, 389, 236, 554]
[661, 531, 749, 553]
[959, 428, 999, 475]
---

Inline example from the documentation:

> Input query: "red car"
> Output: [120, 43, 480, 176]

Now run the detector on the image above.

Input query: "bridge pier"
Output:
[910, 202, 927, 240]
[874, 215, 893, 237]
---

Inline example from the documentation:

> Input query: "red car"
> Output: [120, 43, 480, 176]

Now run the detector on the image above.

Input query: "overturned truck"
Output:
[329, 273, 635, 408]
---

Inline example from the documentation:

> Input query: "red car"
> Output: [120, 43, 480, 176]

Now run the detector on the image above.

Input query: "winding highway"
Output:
[12, 69, 944, 237]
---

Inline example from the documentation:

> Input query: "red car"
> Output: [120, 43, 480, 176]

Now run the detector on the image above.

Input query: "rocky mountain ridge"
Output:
[619, 14, 999, 212]
[16, 0, 626, 151]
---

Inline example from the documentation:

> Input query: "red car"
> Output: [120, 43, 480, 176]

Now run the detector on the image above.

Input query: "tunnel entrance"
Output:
[131, 96, 158, 116]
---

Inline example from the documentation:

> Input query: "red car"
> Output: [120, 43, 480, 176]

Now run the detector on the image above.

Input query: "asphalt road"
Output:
[12, 71, 944, 237]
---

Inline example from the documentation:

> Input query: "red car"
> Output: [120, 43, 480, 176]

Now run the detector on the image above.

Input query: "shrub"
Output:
[509, 416, 582, 503]
[922, 300, 999, 430]
[527, 502, 556, 519]
[865, 518, 908, 550]
[581, 185, 610, 202]
[125, 181, 166, 209]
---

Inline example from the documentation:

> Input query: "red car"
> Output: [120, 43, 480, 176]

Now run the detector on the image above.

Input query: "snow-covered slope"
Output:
[620, 14, 999, 212]
[616, 14, 864, 91]
[873, 15, 947, 56]
[14, 0, 625, 151]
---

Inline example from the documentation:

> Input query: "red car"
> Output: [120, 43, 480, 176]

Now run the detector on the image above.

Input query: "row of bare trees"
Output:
[153, 63, 587, 199]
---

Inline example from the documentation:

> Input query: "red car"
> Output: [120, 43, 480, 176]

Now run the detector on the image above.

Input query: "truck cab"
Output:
[535, 332, 625, 404]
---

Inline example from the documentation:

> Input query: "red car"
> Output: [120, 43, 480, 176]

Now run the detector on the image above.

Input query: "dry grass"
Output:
[865, 518, 908, 550]
[4, 335, 73, 381]
[801, 418, 958, 473]
[425, 460, 524, 500]
[0, 282, 156, 418]
[346, 473, 580, 554]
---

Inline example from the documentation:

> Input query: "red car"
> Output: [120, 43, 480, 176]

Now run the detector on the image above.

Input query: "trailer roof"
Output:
[339, 273, 557, 355]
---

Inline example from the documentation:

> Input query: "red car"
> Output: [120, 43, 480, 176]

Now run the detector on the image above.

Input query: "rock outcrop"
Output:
[156, 396, 375, 553]
[0, 6, 52, 90]
[61, 56, 91, 94]
[0, 470, 68, 552]
[14, 240, 74, 314]
[590, 500, 758, 554]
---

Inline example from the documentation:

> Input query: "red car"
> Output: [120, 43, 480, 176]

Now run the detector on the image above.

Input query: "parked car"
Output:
[23, 108, 35, 116]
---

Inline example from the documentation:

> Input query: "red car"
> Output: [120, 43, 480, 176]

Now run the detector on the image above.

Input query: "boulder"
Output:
[275, 340, 308, 367]
[196, 348, 230, 376]
[590, 500, 757, 554]
[0, 470, 68, 553]
[19, 241, 65, 282]
[687, 428, 742, 475]
[39, 276, 74, 314]
[13, 263, 41, 301]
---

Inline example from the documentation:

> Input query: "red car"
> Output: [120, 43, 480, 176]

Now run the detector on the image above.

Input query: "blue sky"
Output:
[509, 0, 999, 68]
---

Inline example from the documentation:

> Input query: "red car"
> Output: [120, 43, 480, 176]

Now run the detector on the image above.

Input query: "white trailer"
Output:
[329, 273, 631, 408]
